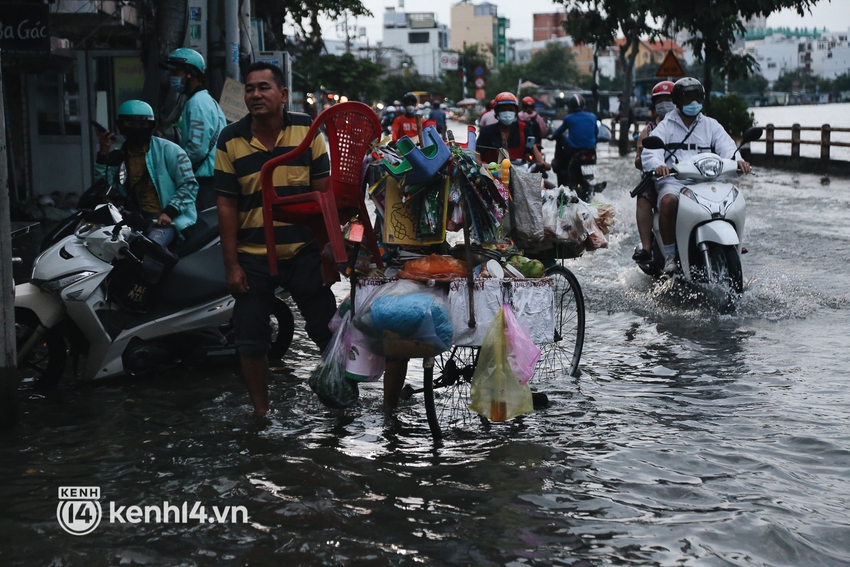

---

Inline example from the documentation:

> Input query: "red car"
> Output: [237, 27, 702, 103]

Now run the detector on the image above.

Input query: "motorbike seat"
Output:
[168, 207, 220, 258]
[158, 245, 229, 309]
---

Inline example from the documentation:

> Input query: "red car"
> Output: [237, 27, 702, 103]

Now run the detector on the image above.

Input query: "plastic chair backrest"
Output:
[318, 102, 381, 208]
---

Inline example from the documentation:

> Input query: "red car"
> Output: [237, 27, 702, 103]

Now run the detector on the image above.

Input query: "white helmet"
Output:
[385, 105, 396, 113]
[423, 101, 431, 108]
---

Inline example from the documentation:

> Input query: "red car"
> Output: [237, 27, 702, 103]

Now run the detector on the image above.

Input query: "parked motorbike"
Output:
[14, 167, 294, 388]
[635, 126, 763, 310]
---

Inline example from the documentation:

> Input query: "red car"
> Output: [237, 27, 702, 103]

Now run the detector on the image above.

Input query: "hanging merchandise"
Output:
[309, 312, 360, 409]
[468, 306, 534, 421]
[509, 167, 545, 244]
[503, 303, 541, 386]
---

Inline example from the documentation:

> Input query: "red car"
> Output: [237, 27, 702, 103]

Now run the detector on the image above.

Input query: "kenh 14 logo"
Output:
[57, 486, 102, 535]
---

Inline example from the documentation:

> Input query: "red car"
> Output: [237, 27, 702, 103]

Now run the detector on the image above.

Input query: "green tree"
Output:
[305, 53, 384, 102]
[653, 0, 821, 113]
[555, 0, 658, 155]
[525, 43, 582, 87]
[254, 1, 371, 56]
[772, 68, 817, 92]
[728, 72, 769, 95]
[708, 94, 755, 139]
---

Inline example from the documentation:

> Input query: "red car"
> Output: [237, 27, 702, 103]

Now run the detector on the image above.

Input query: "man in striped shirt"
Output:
[215, 62, 336, 416]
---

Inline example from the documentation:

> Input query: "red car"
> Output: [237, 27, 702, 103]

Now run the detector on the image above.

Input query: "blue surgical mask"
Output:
[655, 101, 675, 118]
[682, 101, 702, 117]
[170, 76, 186, 93]
[498, 111, 516, 126]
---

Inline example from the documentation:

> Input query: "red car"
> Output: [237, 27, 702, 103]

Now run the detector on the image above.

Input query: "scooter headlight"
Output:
[31, 271, 97, 293]
[695, 157, 722, 179]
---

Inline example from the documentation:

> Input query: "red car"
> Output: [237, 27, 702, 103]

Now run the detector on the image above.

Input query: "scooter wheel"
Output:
[14, 308, 68, 389]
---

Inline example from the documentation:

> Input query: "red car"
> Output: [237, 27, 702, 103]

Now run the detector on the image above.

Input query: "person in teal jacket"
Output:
[95, 100, 198, 247]
[164, 48, 227, 211]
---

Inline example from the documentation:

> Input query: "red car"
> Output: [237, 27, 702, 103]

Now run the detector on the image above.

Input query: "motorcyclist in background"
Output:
[428, 101, 447, 137]
[519, 96, 548, 147]
[632, 81, 674, 263]
[476, 92, 549, 169]
[381, 105, 397, 136]
[641, 77, 751, 274]
[548, 93, 598, 187]
[163, 48, 226, 211]
[95, 100, 198, 248]
[391, 92, 421, 143]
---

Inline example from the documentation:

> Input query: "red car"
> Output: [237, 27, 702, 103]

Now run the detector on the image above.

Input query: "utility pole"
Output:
[1, 49, 20, 429]
[0, 51, 15, 371]
[224, 0, 239, 79]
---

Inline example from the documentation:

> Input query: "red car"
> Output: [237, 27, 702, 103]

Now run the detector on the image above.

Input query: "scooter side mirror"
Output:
[741, 126, 763, 144]
[641, 136, 665, 150]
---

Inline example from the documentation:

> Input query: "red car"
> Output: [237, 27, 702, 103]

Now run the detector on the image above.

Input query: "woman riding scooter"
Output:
[632, 81, 674, 263]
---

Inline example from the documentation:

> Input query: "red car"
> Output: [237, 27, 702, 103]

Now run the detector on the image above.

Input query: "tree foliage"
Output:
[772, 69, 850, 98]
[297, 53, 384, 102]
[708, 94, 755, 139]
[525, 43, 583, 87]
[653, 0, 822, 112]
[254, 0, 371, 55]
[555, 0, 657, 155]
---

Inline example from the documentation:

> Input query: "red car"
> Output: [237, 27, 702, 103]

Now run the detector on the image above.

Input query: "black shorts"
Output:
[233, 244, 336, 357]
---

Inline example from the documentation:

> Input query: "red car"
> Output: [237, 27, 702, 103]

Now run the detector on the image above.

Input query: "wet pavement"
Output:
[2, 131, 849, 566]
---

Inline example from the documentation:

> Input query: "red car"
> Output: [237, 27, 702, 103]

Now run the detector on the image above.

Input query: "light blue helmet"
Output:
[165, 47, 205, 75]
[117, 100, 155, 121]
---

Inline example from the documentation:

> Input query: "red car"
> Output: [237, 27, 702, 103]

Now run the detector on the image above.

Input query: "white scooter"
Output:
[636, 127, 762, 309]
[14, 200, 294, 389]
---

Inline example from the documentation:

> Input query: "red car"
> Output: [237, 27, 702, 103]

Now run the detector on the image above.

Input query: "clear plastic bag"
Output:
[468, 306, 533, 422]
[503, 303, 541, 386]
[352, 279, 453, 358]
[309, 312, 359, 409]
[345, 325, 386, 382]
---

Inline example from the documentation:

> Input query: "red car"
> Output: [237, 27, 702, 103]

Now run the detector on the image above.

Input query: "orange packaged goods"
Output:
[399, 254, 467, 282]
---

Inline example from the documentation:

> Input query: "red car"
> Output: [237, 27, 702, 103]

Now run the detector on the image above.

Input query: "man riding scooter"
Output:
[95, 100, 198, 248]
[549, 93, 598, 188]
[641, 77, 751, 274]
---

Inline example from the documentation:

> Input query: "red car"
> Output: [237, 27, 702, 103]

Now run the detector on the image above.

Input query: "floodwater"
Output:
[2, 126, 850, 566]
[749, 102, 850, 161]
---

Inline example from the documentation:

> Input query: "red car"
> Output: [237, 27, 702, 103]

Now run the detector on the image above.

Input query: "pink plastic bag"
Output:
[503, 303, 541, 385]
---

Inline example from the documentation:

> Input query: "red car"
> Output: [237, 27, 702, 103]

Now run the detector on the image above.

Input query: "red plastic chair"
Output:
[260, 102, 383, 276]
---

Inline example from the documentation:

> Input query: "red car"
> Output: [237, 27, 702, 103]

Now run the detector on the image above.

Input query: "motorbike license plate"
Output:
[580, 165, 597, 176]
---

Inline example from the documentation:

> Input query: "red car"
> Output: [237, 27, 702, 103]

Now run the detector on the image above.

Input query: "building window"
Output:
[34, 69, 81, 137]
[767, 62, 777, 69]
[409, 31, 430, 44]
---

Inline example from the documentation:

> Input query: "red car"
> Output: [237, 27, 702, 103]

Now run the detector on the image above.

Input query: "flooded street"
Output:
[2, 132, 850, 566]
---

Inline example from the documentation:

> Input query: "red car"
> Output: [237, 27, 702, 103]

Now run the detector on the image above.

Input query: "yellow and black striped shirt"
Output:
[215, 111, 330, 258]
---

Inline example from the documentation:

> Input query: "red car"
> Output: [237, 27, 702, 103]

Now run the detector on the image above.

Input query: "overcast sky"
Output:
[311, 1, 849, 45]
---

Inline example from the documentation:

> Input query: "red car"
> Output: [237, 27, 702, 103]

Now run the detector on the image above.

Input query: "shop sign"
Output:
[0, 3, 50, 55]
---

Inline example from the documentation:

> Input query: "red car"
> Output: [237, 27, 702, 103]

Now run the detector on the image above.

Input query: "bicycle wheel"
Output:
[423, 346, 479, 439]
[537, 265, 585, 380]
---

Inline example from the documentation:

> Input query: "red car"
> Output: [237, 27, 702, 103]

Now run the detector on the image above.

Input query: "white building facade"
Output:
[382, 9, 449, 77]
